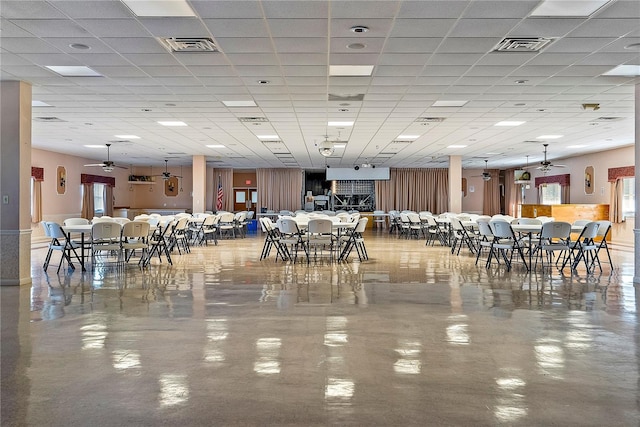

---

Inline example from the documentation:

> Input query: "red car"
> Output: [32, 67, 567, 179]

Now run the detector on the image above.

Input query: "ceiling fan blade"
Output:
[84, 163, 105, 167]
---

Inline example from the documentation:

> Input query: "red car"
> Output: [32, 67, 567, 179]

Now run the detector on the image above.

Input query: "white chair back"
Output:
[64, 218, 89, 226]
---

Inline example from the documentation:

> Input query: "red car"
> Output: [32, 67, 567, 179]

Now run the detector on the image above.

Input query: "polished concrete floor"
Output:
[2, 230, 639, 426]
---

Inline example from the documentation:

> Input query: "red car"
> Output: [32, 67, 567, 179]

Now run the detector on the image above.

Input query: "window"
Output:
[622, 177, 635, 217]
[94, 183, 105, 214]
[540, 183, 561, 205]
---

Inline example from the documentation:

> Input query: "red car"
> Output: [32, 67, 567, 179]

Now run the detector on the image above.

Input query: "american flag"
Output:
[216, 175, 223, 211]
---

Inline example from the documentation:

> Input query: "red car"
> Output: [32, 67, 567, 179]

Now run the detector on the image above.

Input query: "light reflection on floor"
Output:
[5, 231, 639, 426]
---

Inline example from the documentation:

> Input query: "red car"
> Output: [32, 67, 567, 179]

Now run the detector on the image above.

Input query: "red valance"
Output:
[535, 174, 570, 187]
[608, 166, 634, 182]
[81, 173, 115, 186]
[31, 166, 44, 181]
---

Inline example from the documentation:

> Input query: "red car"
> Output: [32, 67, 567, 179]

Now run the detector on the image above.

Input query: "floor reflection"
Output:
[13, 233, 640, 425]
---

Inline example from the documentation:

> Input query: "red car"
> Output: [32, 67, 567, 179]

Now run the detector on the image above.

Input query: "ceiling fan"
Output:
[153, 159, 183, 180]
[472, 160, 492, 181]
[84, 143, 127, 172]
[525, 143, 566, 173]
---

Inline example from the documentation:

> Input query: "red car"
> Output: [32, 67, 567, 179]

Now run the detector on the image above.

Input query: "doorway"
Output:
[233, 188, 257, 213]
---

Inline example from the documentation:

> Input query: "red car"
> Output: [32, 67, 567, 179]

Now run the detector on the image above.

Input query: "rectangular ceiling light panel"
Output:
[432, 100, 468, 107]
[329, 65, 374, 76]
[530, 0, 610, 17]
[223, 100, 257, 107]
[121, 0, 196, 16]
[602, 65, 640, 77]
[45, 66, 102, 77]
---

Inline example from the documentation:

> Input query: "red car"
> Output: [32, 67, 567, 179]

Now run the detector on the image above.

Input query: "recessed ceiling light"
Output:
[514, 80, 528, 84]
[347, 43, 367, 50]
[32, 100, 52, 107]
[207, 144, 225, 149]
[536, 135, 563, 139]
[602, 65, 640, 76]
[397, 135, 420, 140]
[45, 65, 102, 77]
[257, 80, 269, 84]
[447, 145, 468, 148]
[84, 145, 104, 148]
[222, 100, 257, 107]
[121, 0, 195, 16]
[114, 135, 140, 139]
[530, 0, 610, 17]
[328, 121, 354, 127]
[350, 26, 369, 33]
[329, 65, 374, 76]
[432, 100, 468, 107]
[567, 145, 588, 148]
[494, 121, 525, 127]
[157, 121, 187, 127]
[257, 135, 279, 140]
[69, 43, 91, 50]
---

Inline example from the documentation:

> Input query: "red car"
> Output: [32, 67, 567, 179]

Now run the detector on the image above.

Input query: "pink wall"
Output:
[521, 145, 634, 204]
[32, 148, 131, 218]
[461, 170, 486, 214]
[127, 165, 194, 210]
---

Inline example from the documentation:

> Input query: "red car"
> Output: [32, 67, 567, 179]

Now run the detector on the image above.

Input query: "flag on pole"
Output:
[216, 175, 223, 211]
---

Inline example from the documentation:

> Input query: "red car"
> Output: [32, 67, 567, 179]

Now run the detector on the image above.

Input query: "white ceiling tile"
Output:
[76, 19, 152, 38]
[191, 1, 263, 19]
[202, 19, 269, 37]
[449, 19, 521, 38]
[508, 18, 585, 38]
[398, 1, 470, 19]
[437, 38, 501, 54]
[384, 38, 441, 53]
[216, 38, 275, 53]
[137, 18, 209, 37]
[52, 1, 133, 19]
[3, 0, 634, 168]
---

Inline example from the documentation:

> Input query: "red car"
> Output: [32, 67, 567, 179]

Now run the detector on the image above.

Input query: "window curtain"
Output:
[607, 166, 634, 224]
[610, 179, 625, 223]
[504, 169, 522, 217]
[560, 183, 570, 204]
[32, 179, 43, 223]
[104, 185, 114, 217]
[211, 168, 233, 211]
[256, 168, 303, 212]
[482, 169, 501, 215]
[81, 183, 94, 219]
[374, 168, 448, 213]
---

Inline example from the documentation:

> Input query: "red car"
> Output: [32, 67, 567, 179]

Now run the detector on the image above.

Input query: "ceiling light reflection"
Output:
[158, 374, 189, 407]
[254, 338, 282, 375]
[112, 349, 141, 371]
[325, 378, 355, 400]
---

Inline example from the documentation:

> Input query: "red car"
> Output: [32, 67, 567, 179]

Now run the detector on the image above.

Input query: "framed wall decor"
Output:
[584, 165, 594, 195]
[56, 166, 66, 195]
[164, 176, 178, 197]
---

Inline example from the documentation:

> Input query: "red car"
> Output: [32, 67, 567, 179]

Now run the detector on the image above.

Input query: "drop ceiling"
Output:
[1, 0, 639, 170]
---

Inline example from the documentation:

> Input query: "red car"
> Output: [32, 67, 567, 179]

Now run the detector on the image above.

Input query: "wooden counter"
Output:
[520, 204, 609, 223]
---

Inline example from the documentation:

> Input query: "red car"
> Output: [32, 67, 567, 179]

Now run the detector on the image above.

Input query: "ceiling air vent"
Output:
[415, 117, 445, 123]
[493, 37, 554, 52]
[158, 37, 218, 53]
[238, 117, 269, 123]
[34, 116, 66, 122]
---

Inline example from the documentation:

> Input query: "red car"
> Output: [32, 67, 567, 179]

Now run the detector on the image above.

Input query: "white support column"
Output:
[448, 155, 462, 213]
[192, 155, 206, 214]
[634, 83, 640, 285]
[0, 81, 32, 286]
